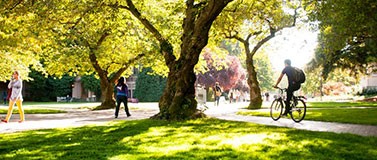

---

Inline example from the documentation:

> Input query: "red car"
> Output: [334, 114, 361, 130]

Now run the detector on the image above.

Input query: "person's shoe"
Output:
[115, 116, 118, 118]
[127, 114, 131, 117]
[1, 119, 8, 123]
[18, 120, 24, 123]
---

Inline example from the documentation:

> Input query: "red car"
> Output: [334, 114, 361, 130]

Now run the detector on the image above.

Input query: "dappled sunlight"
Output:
[305, 111, 323, 118]
[5, 148, 51, 160]
[119, 122, 294, 158]
[64, 142, 81, 147]
[0, 119, 376, 159]
[103, 127, 119, 133]
[121, 126, 204, 156]
[219, 133, 284, 148]
[142, 144, 194, 155]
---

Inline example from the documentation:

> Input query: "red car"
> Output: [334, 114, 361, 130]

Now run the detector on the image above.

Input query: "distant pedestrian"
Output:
[114, 77, 131, 118]
[265, 92, 270, 101]
[214, 82, 222, 106]
[1, 71, 25, 123]
[229, 90, 234, 103]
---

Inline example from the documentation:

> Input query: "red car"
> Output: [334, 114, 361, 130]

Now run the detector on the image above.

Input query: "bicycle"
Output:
[270, 87, 307, 123]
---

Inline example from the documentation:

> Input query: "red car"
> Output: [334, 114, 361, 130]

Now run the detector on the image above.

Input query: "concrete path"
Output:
[1, 102, 377, 137]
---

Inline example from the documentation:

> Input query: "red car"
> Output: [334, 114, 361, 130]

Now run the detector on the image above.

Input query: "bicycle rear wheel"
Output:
[290, 99, 306, 123]
[270, 99, 283, 121]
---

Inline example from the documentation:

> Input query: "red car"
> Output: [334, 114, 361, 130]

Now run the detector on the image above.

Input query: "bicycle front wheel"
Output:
[270, 99, 283, 121]
[290, 99, 306, 123]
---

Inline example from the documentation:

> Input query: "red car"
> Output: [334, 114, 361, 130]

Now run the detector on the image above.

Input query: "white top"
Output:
[8, 79, 23, 101]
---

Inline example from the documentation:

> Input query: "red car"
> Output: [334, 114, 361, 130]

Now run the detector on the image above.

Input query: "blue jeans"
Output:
[215, 96, 220, 106]
[115, 95, 130, 117]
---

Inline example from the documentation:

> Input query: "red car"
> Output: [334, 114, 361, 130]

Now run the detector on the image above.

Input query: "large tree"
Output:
[25, 1, 159, 109]
[1, 1, 165, 108]
[213, 0, 298, 109]
[112, 0, 233, 120]
[305, 0, 377, 78]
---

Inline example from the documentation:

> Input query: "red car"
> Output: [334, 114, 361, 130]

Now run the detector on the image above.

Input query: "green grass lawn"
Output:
[0, 108, 66, 114]
[0, 118, 376, 160]
[240, 101, 377, 125]
[239, 108, 377, 125]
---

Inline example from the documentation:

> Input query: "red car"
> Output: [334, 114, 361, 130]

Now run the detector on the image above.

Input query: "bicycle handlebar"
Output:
[273, 86, 307, 100]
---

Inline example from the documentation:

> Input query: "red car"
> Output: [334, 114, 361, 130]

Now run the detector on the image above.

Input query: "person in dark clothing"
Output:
[264, 92, 270, 101]
[114, 77, 131, 118]
[273, 59, 301, 116]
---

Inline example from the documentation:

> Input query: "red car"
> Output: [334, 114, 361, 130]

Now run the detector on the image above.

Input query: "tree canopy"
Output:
[196, 49, 246, 91]
[0, 1, 45, 81]
[305, 0, 377, 78]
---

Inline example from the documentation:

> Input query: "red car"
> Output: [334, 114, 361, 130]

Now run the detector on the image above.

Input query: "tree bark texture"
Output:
[157, 61, 198, 120]
[235, 37, 263, 109]
[97, 79, 116, 109]
[246, 54, 262, 109]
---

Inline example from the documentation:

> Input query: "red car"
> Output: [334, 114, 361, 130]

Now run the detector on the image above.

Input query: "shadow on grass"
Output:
[0, 119, 376, 159]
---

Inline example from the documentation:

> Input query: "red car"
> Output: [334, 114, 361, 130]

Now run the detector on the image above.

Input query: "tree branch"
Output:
[112, 0, 176, 67]
[111, 53, 145, 82]
[86, 31, 111, 81]
[9, 0, 24, 11]
[124, 53, 145, 68]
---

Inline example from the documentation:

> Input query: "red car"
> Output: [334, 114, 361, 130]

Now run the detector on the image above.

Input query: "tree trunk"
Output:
[96, 78, 116, 110]
[124, 0, 233, 120]
[155, 63, 198, 120]
[239, 38, 262, 109]
[246, 54, 262, 109]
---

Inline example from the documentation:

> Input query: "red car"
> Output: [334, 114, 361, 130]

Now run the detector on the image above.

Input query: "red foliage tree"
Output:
[196, 50, 247, 92]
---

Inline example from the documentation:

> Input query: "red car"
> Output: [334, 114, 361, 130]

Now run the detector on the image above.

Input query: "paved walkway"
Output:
[1, 102, 377, 137]
[0, 103, 159, 133]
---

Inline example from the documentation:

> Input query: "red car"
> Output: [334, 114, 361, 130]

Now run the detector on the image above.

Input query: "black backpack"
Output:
[293, 67, 306, 84]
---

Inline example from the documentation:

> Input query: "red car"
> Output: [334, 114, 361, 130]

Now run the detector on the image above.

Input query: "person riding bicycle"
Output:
[273, 59, 301, 116]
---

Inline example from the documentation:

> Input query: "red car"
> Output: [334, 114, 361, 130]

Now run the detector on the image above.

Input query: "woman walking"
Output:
[114, 77, 131, 118]
[1, 71, 24, 123]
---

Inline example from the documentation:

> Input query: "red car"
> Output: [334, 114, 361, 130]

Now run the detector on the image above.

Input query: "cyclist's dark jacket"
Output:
[282, 66, 296, 86]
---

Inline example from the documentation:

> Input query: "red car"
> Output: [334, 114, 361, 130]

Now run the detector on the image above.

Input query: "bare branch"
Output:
[111, 53, 146, 82]
[111, 0, 176, 67]
[99, 30, 110, 46]
[9, 0, 24, 11]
